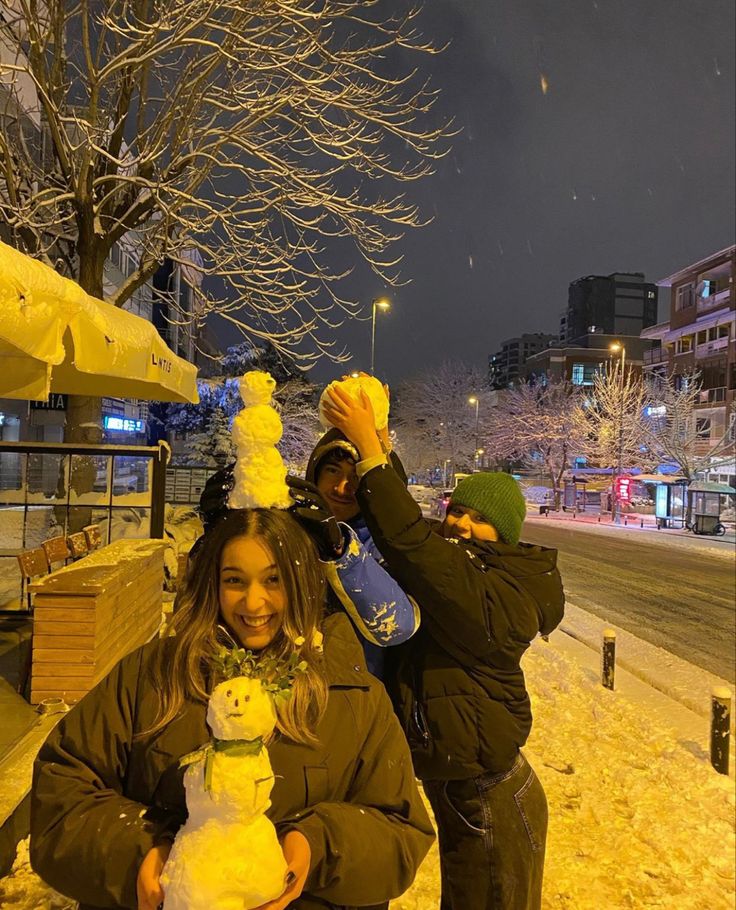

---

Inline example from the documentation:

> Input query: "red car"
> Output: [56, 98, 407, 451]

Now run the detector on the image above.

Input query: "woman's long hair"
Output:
[147, 509, 328, 744]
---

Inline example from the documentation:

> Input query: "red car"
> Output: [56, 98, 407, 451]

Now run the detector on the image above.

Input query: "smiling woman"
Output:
[29, 505, 435, 910]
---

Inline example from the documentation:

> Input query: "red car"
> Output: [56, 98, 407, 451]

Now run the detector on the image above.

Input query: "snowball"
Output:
[318, 375, 390, 430]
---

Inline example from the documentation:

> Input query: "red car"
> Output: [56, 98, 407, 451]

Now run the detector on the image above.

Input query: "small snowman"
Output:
[162, 651, 305, 909]
[228, 371, 290, 510]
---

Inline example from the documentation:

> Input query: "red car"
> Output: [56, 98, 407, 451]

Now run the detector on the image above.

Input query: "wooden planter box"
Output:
[29, 539, 167, 705]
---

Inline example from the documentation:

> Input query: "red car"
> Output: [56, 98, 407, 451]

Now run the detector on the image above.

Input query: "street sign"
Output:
[30, 393, 68, 411]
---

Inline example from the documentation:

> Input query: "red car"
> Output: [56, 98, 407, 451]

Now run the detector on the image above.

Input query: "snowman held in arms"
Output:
[30, 370, 433, 910]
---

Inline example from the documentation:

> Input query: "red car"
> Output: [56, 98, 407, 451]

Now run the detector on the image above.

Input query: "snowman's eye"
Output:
[226, 689, 232, 697]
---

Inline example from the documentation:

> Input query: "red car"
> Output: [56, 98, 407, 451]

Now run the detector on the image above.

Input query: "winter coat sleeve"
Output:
[356, 464, 544, 663]
[30, 647, 181, 909]
[281, 685, 435, 905]
[322, 523, 420, 647]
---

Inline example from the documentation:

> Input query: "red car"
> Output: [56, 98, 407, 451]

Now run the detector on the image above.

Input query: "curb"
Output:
[560, 600, 735, 734]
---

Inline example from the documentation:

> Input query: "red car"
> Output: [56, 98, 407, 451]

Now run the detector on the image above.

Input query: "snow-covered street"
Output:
[1, 615, 733, 910]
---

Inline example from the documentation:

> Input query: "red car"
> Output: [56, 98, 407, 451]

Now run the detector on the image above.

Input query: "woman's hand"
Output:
[136, 842, 171, 910]
[323, 385, 383, 459]
[253, 830, 311, 910]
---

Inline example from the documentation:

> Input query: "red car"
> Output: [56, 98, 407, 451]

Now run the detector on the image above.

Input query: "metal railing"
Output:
[0, 442, 168, 610]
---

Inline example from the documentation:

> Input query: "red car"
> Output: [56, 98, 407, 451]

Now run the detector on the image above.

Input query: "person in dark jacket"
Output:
[323, 385, 565, 910]
[30, 508, 433, 910]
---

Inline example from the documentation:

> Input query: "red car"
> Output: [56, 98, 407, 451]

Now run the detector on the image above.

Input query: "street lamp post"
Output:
[443, 458, 451, 487]
[370, 297, 391, 375]
[609, 342, 626, 525]
[468, 396, 480, 460]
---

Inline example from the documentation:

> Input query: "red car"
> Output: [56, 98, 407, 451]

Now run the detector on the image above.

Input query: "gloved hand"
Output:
[286, 475, 345, 559]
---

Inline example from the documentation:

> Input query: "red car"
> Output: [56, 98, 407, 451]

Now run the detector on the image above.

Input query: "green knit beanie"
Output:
[449, 473, 526, 545]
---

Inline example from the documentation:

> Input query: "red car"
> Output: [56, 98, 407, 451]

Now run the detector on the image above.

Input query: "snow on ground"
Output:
[2, 630, 734, 909]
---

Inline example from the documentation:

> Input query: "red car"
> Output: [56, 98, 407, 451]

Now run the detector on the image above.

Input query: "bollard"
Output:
[710, 687, 732, 775]
[602, 629, 616, 690]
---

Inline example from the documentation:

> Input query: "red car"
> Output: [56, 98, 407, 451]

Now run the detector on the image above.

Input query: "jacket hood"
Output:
[306, 428, 408, 485]
[446, 534, 565, 637]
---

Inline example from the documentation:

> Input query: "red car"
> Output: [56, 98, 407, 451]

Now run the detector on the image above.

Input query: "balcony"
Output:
[698, 387, 727, 404]
[696, 288, 731, 314]
[695, 337, 729, 358]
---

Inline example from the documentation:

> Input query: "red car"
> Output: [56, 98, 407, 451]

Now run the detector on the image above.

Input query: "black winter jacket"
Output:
[356, 464, 565, 780]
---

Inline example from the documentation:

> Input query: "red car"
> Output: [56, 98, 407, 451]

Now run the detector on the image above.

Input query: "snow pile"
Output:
[0, 838, 74, 909]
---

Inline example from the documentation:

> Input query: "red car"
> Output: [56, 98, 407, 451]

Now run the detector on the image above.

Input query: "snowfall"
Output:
[1, 599, 734, 910]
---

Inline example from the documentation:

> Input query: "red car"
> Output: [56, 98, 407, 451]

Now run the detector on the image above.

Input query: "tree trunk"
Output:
[61, 245, 105, 526]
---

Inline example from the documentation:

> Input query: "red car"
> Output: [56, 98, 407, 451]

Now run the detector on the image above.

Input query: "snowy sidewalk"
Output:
[1, 614, 734, 909]
[393, 623, 735, 910]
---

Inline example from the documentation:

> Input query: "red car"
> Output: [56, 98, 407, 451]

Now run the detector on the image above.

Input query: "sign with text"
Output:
[30, 393, 68, 411]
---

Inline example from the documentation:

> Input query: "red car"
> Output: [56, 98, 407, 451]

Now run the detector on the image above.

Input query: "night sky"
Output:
[303, 0, 735, 386]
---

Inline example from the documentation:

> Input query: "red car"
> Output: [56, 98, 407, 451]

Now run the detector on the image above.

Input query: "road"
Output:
[521, 520, 736, 683]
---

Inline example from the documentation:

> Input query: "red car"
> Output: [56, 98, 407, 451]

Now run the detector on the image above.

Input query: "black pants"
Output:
[423, 752, 547, 910]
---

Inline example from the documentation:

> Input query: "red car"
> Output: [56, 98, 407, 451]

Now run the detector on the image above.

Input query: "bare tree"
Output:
[393, 361, 491, 479]
[573, 360, 651, 520]
[488, 381, 584, 510]
[0, 0, 447, 441]
[643, 372, 735, 486]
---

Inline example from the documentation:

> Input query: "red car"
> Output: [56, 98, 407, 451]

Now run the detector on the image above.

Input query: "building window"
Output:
[675, 335, 693, 354]
[675, 283, 695, 311]
[695, 417, 711, 440]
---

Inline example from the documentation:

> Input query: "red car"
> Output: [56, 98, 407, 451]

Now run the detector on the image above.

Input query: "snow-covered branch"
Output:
[0, 0, 449, 364]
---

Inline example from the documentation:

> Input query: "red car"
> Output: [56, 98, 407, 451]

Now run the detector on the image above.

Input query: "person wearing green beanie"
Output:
[445, 472, 527, 546]
[323, 383, 565, 910]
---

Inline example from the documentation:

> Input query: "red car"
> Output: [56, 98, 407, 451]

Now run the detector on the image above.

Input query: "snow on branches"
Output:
[0, 0, 449, 364]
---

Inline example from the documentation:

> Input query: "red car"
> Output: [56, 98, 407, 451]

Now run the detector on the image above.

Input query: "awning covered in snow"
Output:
[0, 240, 199, 404]
[688, 481, 736, 495]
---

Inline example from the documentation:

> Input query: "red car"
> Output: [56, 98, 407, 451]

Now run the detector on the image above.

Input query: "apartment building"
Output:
[641, 245, 735, 460]
[488, 333, 558, 389]
[565, 272, 658, 343]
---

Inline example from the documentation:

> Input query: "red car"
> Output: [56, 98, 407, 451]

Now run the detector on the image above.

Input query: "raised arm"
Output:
[323, 522, 420, 646]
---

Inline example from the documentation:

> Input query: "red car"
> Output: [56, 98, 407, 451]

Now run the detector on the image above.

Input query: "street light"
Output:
[468, 396, 480, 453]
[609, 341, 626, 525]
[443, 458, 451, 487]
[475, 447, 485, 469]
[370, 297, 391, 375]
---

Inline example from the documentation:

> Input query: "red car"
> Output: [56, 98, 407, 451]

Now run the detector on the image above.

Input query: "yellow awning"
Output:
[0, 240, 199, 403]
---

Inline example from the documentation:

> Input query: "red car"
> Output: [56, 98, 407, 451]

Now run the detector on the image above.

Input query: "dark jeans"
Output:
[423, 752, 547, 910]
